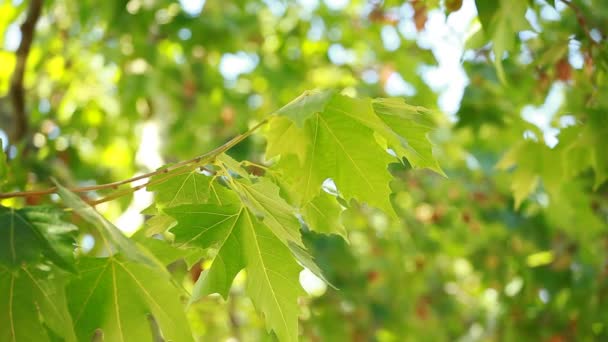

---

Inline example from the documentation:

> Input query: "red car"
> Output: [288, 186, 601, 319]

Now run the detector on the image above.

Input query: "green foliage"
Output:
[166, 200, 305, 341]
[56, 183, 155, 267]
[0, 206, 77, 271]
[67, 257, 193, 342]
[0, 0, 607, 341]
[474, 0, 530, 83]
[266, 92, 443, 212]
[167, 203, 244, 300]
[301, 191, 347, 239]
[0, 266, 76, 342]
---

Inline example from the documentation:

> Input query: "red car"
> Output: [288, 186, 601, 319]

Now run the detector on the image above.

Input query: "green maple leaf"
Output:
[67, 257, 193, 342]
[231, 176, 331, 288]
[234, 178, 304, 247]
[301, 191, 347, 240]
[268, 93, 395, 212]
[269, 119, 332, 206]
[318, 112, 392, 209]
[240, 209, 304, 342]
[215, 153, 251, 179]
[558, 123, 608, 190]
[166, 204, 304, 341]
[266, 91, 442, 213]
[474, 0, 530, 83]
[274, 89, 335, 127]
[0, 266, 76, 342]
[131, 233, 204, 268]
[0, 206, 77, 271]
[148, 169, 212, 208]
[496, 141, 561, 208]
[145, 168, 237, 236]
[56, 183, 155, 266]
[371, 98, 444, 175]
[166, 204, 243, 300]
[321, 96, 443, 174]
[264, 116, 309, 164]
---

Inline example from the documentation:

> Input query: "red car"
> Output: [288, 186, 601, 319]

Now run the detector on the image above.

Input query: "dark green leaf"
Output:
[0, 206, 77, 271]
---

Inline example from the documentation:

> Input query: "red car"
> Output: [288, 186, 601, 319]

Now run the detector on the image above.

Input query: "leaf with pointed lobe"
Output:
[166, 203, 304, 341]
[167, 198, 303, 341]
[215, 153, 250, 178]
[147, 168, 212, 208]
[306, 101, 395, 212]
[474, 0, 530, 83]
[301, 191, 347, 240]
[67, 257, 193, 342]
[371, 98, 445, 175]
[267, 91, 442, 214]
[235, 178, 304, 247]
[239, 209, 304, 342]
[165, 204, 243, 300]
[264, 116, 310, 164]
[225, 177, 331, 291]
[56, 183, 155, 266]
[274, 89, 335, 127]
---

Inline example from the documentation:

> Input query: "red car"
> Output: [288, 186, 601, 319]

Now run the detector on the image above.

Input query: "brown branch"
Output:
[561, 0, 597, 47]
[0, 118, 269, 201]
[9, 0, 44, 143]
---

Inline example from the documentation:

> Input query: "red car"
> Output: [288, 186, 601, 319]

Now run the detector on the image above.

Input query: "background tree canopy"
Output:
[1, 0, 607, 341]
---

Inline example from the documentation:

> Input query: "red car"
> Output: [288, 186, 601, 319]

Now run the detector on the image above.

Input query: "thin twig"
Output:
[89, 168, 194, 206]
[0, 119, 269, 201]
[9, 0, 44, 143]
[561, 0, 597, 47]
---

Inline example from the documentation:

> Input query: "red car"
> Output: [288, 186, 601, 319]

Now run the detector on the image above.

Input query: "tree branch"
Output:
[0, 119, 269, 202]
[9, 0, 44, 143]
[561, 0, 597, 48]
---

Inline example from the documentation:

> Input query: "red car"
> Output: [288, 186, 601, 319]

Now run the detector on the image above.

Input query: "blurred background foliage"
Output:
[1, 0, 608, 340]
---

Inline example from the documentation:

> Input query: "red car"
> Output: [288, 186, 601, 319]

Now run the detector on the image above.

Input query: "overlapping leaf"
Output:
[0, 266, 76, 342]
[165, 203, 243, 300]
[145, 167, 237, 235]
[148, 169, 212, 208]
[371, 98, 444, 174]
[240, 209, 304, 342]
[166, 203, 304, 341]
[473, 0, 530, 82]
[56, 183, 155, 266]
[234, 178, 304, 247]
[131, 232, 204, 268]
[67, 257, 193, 342]
[497, 119, 608, 209]
[0, 205, 77, 271]
[557, 122, 608, 190]
[301, 191, 347, 239]
[496, 141, 560, 208]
